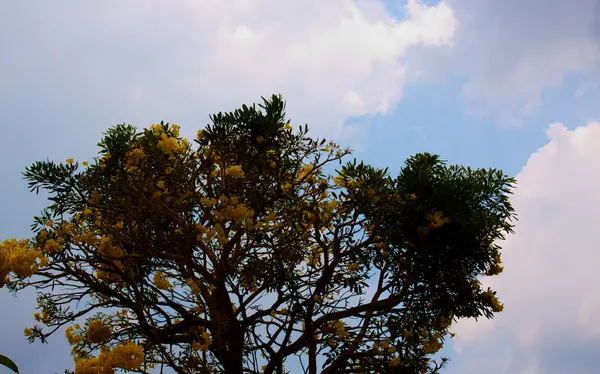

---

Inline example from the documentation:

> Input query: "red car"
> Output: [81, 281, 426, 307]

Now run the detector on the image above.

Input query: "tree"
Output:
[0, 94, 516, 374]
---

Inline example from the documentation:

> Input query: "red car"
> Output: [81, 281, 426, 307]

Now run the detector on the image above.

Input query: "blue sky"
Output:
[2, 0, 600, 373]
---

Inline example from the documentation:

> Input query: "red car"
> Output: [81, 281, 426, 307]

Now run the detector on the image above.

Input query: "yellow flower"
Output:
[325, 199, 338, 212]
[482, 290, 504, 312]
[171, 124, 180, 136]
[82, 161, 88, 167]
[347, 263, 360, 272]
[99, 152, 111, 168]
[486, 252, 504, 276]
[66, 158, 74, 164]
[86, 319, 111, 343]
[1, 238, 44, 279]
[200, 197, 218, 207]
[296, 164, 315, 182]
[39, 256, 49, 267]
[24, 328, 34, 337]
[197, 129, 206, 139]
[330, 320, 348, 338]
[428, 210, 450, 229]
[186, 278, 202, 295]
[158, 136, 180, 153]
[191, 326, 212, 351]
[65, 325, 84, 346]
[153, 271, 173, 290]
[109, 340, 145, 370]
[43, 239, 62, 253]
[225, 165, 245, 179]
[333, 175, 345, 186]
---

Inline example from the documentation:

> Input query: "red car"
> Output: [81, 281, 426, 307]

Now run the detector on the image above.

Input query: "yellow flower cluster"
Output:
[225, 165, 245, 179]
[333, 173, 355, 188]
[33, 308, 53, 325]
[296, 164, 315, 182]
[347, 263, 360, 272]
[86, 319, 112, 344]
[428, 210, 451, 229]
[151, 123, 186, 155]
[74, 231, 97, 248]
[65, 324, 84, 346]
[41, 237, 61, 253]
[333, 320, 348, 338]
[421, 333, 443, 354]
[186, 278, 202, 295]
[214, 195, 254, 222]
[325, 320, 348, 339]
[73, 340, 144, 374]
[486, 251, 504, 276]
[190, 326, 212, 351]
[199, 197, 218, 207]
[153, 271, 173, 290]
[307, 245, 322, 268]
[158, 137, 180, 153]
[0, 238, 45, 287]
[482, 290, 504, 312]
[373, 339, 396, 354]
[99, 152, 111, 169]
[124, 147, 145, 173]
[97, 236, 124, 259]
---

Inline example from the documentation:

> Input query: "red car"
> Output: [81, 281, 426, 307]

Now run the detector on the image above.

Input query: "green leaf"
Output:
[0, 354, 19, 373]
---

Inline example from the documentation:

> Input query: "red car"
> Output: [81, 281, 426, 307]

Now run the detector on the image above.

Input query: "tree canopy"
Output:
[0, 94, 516, 374]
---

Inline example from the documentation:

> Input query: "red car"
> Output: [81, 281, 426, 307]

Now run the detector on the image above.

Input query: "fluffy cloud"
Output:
[447, 121, 600, 373]
[0, 0, 455, 144]
[407, 0, 600, 125]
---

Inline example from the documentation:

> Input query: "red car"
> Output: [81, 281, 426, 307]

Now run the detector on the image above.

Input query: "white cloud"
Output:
[406, 0, 600, 125]
[448, 121, 600, 373]
[0, 0, 456, 145]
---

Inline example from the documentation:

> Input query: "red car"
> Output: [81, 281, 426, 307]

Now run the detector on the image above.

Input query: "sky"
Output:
[1, 0, 600, 373]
